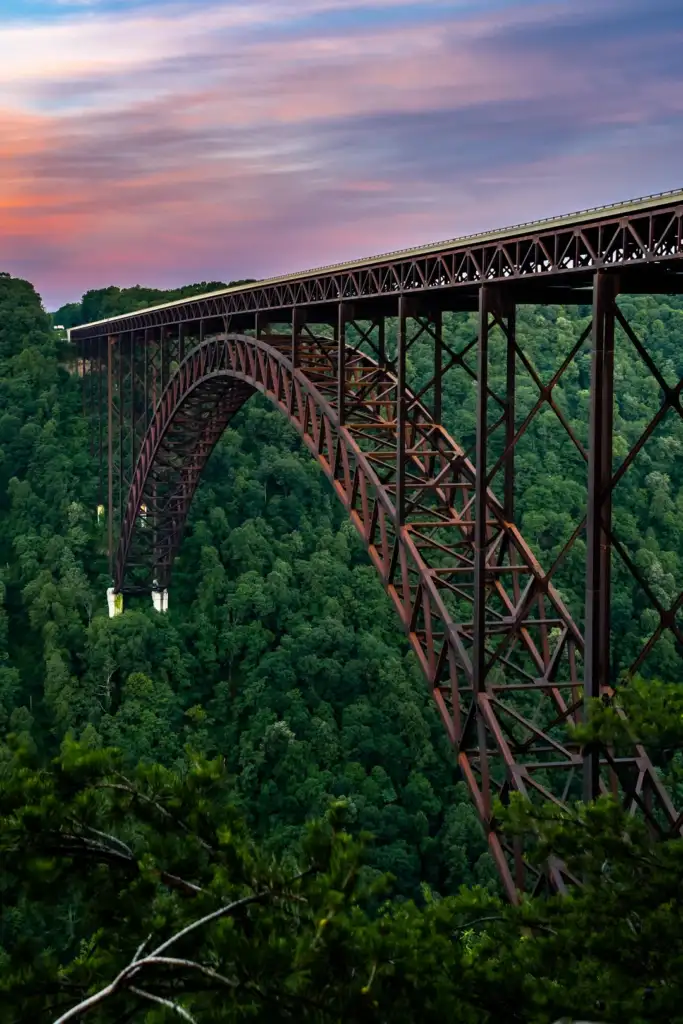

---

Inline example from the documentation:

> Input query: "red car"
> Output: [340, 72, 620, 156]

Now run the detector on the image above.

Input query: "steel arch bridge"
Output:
[71, 189, 683, 901]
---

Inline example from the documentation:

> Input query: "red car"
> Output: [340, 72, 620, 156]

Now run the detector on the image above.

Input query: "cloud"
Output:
[0, 0, 681, 308]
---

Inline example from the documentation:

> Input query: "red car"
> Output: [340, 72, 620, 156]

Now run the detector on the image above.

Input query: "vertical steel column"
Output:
[98, 336, 104, 506]
[143, 328, 149, 429]
[151, 327, 160, 409]
[107, 335, 115, 574]
[118, 335, 124, 530]
[178, 322, 185, 364]
[292, 308, 305, 368]
[432, 308, 443, 425]
[504, 301, 517, 522]
[396, 297, 409, 525]
[150, 326, 160, 577]
[160, 326, 167, 390]
[473, 285, 495, 691]
[337, 303, 351, 426]
[129, 330, 135, 493]
[81, 350, 87, 417]
[378, 317, 386, 366]
[584, 271, 618, 801]
[88, 343, 95, 457]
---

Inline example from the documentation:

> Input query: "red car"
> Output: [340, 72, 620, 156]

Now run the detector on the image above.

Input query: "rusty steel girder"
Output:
[109, 302, 681, 901]
[70, 189, 683, 345]
[72, 188, 683, 901]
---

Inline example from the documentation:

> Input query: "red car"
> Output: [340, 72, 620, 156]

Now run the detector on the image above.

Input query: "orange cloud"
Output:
[0, 0, 681, 307]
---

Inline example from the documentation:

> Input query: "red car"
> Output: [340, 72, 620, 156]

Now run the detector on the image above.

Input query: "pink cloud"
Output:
[0, 0, 681, 308]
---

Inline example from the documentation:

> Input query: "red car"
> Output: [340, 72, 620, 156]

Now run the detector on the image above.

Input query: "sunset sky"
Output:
[2, 0, 682, 309]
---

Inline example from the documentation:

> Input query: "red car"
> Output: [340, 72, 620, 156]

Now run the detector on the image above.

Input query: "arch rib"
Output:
[116, 332, 680, 900]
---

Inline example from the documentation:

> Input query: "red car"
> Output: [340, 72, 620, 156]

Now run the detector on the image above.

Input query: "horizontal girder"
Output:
[105, 318, 682, 902]
[73, 192, 683, 901]
[70, 190, 683, 345]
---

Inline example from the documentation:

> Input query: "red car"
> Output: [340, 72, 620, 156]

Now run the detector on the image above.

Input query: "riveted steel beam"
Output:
[583, 271, 618, 800]
[73, 186, 683, 900]
[70, 190, 683, 344]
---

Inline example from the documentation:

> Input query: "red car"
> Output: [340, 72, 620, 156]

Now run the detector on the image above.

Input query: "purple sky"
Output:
[2, 0, 682, 309]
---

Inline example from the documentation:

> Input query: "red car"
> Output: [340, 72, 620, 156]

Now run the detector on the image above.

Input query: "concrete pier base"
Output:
[152, 587, 169, 614]
[106, 587, 123, 618]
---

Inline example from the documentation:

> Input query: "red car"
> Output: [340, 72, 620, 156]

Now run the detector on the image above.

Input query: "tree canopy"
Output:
[0, 270, 682, 1020]
[52, 281, 257, 329]
[3, 717, 683, 1023]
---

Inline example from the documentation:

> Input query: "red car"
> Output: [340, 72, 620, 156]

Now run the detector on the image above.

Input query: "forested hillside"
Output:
[52, 281, 255, 329]
[1, 273, 683, 1021]
[6, 275, 683, 887]
[4, 277, 495, 901]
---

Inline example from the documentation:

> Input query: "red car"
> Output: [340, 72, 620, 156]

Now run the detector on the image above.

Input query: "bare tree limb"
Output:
[36, 831, 209, 898]
[150, 889, 272, 958]
[102, 778, 215, 853]
[52, 972, 128, 1023]
[160, 872, 207, 896]
[128, 987, 196, 1022]
[51, 893, 270, 1022]
[56, 834, 133, 866]
[132, 935, 152, 964]
[82, 826, 134, 859]
[451, 915, 506, 935]
[149, 868, 311, 960]
[138, 956, 239, 989]
[51, 872, 311, 1022]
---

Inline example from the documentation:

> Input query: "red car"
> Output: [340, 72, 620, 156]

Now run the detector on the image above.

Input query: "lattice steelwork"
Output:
[72, 190, 683, 901]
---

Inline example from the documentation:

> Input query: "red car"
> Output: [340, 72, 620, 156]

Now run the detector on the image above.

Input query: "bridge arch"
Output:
[72, 192, 683, 900]
[114, 328, 680, 899]
[117, 330, 594, 897]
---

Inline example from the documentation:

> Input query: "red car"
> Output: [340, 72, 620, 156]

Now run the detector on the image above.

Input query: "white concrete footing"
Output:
[106, 587, 123, 618]
[152, 588, 169, 613]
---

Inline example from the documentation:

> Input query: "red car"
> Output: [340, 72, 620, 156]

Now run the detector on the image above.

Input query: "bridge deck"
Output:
[70, 188, 683, 341]
[68, 188, 683, 896]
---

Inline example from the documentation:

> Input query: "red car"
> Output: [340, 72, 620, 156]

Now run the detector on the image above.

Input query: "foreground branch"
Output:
[52, 877, 308, 1023]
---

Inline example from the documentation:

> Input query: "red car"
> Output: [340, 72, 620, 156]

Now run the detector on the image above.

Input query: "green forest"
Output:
[1, 272, 683, 1022]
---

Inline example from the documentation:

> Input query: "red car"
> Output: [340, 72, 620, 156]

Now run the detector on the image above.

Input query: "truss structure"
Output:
[72, 190, 683, 900]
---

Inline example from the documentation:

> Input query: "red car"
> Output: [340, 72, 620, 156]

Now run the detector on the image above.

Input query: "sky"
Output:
[1, 0, 682, 309]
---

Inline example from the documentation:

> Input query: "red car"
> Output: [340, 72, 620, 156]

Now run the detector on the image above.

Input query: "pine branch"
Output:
[32, 830, 210, 897]
[103, 776, 216, 853]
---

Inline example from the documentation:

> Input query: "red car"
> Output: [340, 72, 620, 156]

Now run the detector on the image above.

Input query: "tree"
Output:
[4, 690, 683, 1023]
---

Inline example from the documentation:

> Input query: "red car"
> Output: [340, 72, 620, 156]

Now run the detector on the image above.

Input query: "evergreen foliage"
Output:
[52, 282, 257, 329]
[3, 733, 683, 1022]
[1, 271, 682, 1020]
